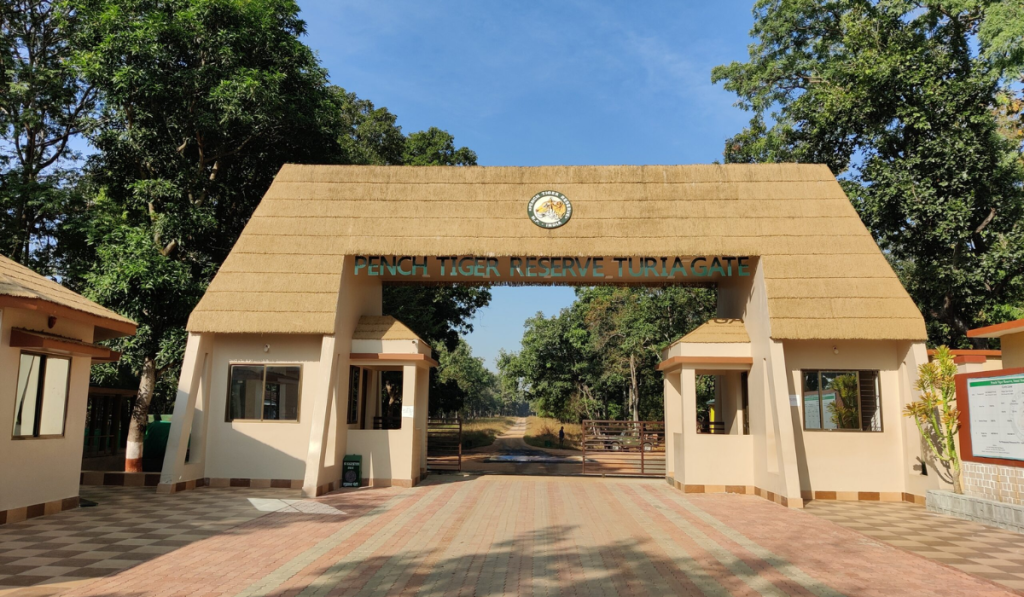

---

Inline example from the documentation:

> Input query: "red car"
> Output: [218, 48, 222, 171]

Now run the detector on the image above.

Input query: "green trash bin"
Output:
[342, 455, 362, 488]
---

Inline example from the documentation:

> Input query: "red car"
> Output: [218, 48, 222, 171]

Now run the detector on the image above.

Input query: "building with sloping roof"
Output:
[162, 164, 946, 506]
[1, 255, 136, 525]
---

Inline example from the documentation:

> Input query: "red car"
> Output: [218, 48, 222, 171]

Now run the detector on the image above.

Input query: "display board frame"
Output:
[956, 367, 1024, 467]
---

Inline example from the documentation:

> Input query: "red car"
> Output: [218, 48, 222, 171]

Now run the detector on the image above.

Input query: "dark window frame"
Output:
[346, 365, 361, 425]
[12, 351, 72, 439]
[225, 363, 302, 423]
[801, 369, 883, 433]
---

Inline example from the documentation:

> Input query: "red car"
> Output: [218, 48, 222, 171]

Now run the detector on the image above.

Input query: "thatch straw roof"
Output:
[353, 316, 426, 344]
[673, 319, 750, 344]
[0, 255, 136, 339]
[188, 164, 926, 341]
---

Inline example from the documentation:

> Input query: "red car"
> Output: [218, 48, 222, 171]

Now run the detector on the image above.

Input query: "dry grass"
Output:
[523, 416, 582, 451]
[461, 417, 515, 449]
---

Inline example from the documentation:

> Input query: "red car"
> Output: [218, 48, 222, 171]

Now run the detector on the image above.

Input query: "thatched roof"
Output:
[353, 316, 426, 344]
[673, 319, 750, 344]
[188, 164, 926, 341]
[0, 255, 136, 339]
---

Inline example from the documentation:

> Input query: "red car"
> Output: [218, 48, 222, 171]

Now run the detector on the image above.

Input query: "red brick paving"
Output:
[8, 476, 1020, 596]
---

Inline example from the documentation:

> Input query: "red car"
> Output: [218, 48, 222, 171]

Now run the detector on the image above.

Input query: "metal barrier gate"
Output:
[426, 418, 462, 472]
[582, 420, 666, 477]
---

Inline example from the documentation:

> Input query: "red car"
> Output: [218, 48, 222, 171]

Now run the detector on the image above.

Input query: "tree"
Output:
[713, 0, 1024, 347]
[580, 287, 715, 421]
[0, 0, 95, 270]
[403, 127, 478, 166]
[64, 0, 348, 471]
[435, 338, 499, 417]
[332, 87, 406, 166]
[382, 285, 491, 353]
[499, 286, 716, 422]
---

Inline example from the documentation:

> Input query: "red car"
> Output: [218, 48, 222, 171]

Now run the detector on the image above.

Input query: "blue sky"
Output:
[299, 1, 757, 369]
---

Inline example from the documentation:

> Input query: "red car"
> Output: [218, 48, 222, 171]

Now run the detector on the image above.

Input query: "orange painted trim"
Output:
[656, 356, 753, 371]
[967, 319, 1024, 339]
[953, 355, 987, 365]
[0, 296, 137, 337]
[349, 353, 439, 368]
[927, 349, 1001, 357]
[10, 328, 116, 359]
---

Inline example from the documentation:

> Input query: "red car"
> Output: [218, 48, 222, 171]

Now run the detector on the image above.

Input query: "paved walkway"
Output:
[1, 476, 1018, 596]
[806, 499, 1024, 591]
[0, 485, 302, 596]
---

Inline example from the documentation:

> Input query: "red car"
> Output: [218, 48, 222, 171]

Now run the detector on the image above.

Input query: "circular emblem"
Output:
[528, 190, 572, 229]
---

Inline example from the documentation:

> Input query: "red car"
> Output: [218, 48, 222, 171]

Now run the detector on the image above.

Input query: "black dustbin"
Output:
[342, 454, 362, 487]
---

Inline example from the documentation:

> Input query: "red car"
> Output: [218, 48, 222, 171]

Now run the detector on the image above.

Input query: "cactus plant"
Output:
[903, 346, 962, 493]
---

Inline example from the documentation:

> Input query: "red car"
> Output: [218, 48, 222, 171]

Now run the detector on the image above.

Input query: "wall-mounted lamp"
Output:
[48, 316, 57, 329]
[832, 346, 839, 355]
[263, 344, 270, 353]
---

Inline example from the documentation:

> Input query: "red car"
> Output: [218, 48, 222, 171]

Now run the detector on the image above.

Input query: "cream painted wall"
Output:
[201, 333, 324, 480]
[728, 258, 801, 498]
[305, 256, 383, 495]
[1003, 334, 1024, 368]
[663, 370, 681, 479]
[785, 340, 909, 492]
[347, 429, 403, 481]
[0, 308, 95, 511]
[685, 435, 755, 486]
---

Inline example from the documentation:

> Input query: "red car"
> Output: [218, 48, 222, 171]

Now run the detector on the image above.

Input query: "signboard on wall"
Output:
[967, 374, 1024, 462]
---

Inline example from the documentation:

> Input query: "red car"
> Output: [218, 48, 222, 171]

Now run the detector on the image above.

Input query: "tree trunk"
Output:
[125, 355, 156, 472]
[629, 353, 639, 422]
[952, 467, 963, 495]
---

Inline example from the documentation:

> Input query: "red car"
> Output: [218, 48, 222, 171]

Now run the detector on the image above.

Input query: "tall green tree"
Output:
[712, 0, 1024, 347]
[65, 0, 349, 470]
[435, 338, 500, 417]
[499, 286, 716, 422]
[1, 0, 95, 270]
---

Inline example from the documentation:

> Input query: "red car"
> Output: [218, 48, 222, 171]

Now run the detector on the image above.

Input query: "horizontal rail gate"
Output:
[582, 420, 666, 477]
[427, 418, 462, 472]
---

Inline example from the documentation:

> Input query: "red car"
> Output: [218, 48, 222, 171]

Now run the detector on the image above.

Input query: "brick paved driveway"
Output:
[4, 475, 1020, 596]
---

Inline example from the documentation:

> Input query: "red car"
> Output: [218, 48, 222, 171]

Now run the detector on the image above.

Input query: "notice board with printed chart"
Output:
[959, 369, 1024, 465]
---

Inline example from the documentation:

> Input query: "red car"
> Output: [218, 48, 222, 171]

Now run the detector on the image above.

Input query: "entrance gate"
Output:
[582, 420, 666, 477]
[426, 418, 462, 472]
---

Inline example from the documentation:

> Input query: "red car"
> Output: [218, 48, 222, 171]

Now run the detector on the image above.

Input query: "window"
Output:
[347, 366, 361, 424]
[227, 364, 301, 421]
[13, 353, 71, 438]
[802, 370, 881, 432]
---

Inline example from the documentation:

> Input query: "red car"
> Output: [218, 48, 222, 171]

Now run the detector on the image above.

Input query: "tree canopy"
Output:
[3, 0, 484, 468]
[499, 286, 716, 422]
[1, 0, 94, 272]
[713, 0, 1024, 347]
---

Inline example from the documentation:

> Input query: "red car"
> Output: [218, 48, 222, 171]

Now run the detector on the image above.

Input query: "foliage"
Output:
[499, 286, 716, 422]
[827, 373, 861, 429]
[383, 285, 491, 354]
[435, 338, 497, 416]
[57, 0, 349, 465]
[402, 127, 478, 166]
[41, 0, 482, 467]
[0, 0, 95, 270]
[713, 0, 1024, 347]
[904, 346, 963, 493]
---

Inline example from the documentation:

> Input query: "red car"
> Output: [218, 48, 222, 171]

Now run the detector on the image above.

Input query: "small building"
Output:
[968, 320, 1024, 368]
[0, 256, 136, 525]
[160, 164, 950, 506]
[942, 319, 1024, 527]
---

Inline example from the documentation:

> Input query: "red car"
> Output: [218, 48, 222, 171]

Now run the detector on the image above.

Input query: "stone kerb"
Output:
[927, 489, 1024, 534]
